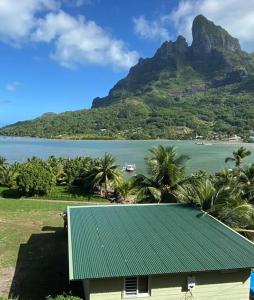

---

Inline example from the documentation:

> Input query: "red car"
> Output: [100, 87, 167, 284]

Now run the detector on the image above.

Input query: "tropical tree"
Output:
[240, 163, 254, 183]
[47, 156, 65, 184]
[234, 164, 254, 202]
[0, 165, 17, 188]
[16, 160, 56, 196]
[214, 168, 237, 187]
[225, 146, 251, 167]
[86, 153, 122, 197]
[134, 145, 190, 203]
[134, 174, 161, 203]
[175, 178, 217, 210]
[175, 176, 254, 235]
[0, 156, 6, 166]
[115, 178, 136, 203]
[63, 156, 93, 186]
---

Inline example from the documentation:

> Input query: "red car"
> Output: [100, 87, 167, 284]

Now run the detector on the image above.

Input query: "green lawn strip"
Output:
[0, 185, 108, 203]
[0, 198, 91, 299]
[0, 198, 83, 268]
[39, 185, 107, 202]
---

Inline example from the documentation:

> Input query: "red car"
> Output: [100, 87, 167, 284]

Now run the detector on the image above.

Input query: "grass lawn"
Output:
[0, 185, 107, 203]
[0, 198, 92, 300]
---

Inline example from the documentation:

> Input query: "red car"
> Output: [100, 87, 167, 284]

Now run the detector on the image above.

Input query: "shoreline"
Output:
[0, 135, 252, 145]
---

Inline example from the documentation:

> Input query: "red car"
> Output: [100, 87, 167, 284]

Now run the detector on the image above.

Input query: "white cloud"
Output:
[133, 15, 170, 41]
[0, 0, 138, 70]
[0, 0, 59, 45]
[33, 11, 138, 69]
[170, 0, 254, 51]
[5, 82, 21, 92]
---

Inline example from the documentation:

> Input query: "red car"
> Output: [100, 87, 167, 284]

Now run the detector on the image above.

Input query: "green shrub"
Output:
[16, 160, 55, 196]
[63, 157, 93, 185]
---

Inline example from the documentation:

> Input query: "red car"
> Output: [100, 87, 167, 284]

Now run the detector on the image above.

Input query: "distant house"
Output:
[67, 204, 254, 300]
[228, 134, 242, 142]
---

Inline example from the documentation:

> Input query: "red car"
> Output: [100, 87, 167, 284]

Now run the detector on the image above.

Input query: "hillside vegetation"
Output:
[1, 15, 254, 140]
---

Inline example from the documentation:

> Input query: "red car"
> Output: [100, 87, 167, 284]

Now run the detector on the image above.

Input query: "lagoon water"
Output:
[1, 136, 254, 174]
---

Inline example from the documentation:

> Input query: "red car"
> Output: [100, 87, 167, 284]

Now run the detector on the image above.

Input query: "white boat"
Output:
[195, 141, 212, 146]
[123, 163, 136, 172]
[195, 141, 204, 145]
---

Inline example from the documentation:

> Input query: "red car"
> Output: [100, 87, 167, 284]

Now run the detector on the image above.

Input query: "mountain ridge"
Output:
[1, 15, 254, 140]
[92, 15, 253, 109]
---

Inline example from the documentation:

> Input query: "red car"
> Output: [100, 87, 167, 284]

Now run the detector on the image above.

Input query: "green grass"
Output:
[0, 185, 107, 203]
[0, 198, 89, 299]
[39, 185, 107, 202]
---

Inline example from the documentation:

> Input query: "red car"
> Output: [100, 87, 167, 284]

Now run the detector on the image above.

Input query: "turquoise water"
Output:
[1, 137, 254, 174]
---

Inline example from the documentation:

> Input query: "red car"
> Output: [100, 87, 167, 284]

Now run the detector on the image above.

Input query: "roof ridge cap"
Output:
[68, 203, 185, 209]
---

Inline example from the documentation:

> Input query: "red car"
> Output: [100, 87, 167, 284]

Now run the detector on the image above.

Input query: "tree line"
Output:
[1, 145, 254, 238]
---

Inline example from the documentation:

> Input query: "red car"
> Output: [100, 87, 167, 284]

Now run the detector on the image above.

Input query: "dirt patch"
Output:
[0, 266, 15, 297]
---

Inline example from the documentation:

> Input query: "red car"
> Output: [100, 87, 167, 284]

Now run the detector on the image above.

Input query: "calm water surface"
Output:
[1, 137, 254, 174]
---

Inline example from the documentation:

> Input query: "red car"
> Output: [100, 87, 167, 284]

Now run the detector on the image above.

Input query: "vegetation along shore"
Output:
[1, 144, 254, 238]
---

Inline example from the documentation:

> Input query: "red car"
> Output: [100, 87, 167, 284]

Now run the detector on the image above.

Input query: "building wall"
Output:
[87, 269, 250, 300]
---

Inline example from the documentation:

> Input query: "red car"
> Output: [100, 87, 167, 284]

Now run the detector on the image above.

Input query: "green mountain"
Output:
[2, 15, 254, 140]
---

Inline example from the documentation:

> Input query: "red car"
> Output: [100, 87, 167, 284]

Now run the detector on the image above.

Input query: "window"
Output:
[124, 276, 150, 298]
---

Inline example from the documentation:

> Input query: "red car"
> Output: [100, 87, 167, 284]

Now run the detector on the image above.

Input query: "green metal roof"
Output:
[68, 204, 254, 280]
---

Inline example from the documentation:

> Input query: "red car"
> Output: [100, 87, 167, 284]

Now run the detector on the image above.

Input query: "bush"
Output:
[63, 157, 93, 185]
[16, 160, 55, 196]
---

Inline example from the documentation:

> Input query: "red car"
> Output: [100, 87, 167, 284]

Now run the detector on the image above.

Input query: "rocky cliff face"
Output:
[92, 15, 254, 108]
[154, 35, 188, 58]
[191, 15, 241, 56]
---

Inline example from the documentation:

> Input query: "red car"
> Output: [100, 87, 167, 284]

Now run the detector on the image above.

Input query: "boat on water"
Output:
[123, 163, 136, 172]
[195, 141, 212, 146]
[195, 141, 204, 145]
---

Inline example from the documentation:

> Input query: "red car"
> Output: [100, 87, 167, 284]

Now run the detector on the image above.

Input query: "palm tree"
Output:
[134, 145, 190, 203]
[0, 165, 17, 188]
[115, 178, 136, 203]
[214, 168, 237, 186]
[212, 188, 254, 236]
[236, 164, 254, 202]
[176, 177, 254, 235]
[47, 156, 65, 184]
[87, 153, 122, 197]
[225, 146, 251, 167]
[175, 178, 216, 210]
[0, 156, 6, 166]
[134, 174, 161, 203]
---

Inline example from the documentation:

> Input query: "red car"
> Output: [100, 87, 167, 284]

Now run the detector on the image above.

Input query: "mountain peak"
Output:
[191, 14, 241, 56]
[154, 35, 188, 59]
[91, 15, 254, 109]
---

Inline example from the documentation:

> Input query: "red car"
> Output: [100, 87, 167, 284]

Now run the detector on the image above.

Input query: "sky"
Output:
[1, 0, 254, 126]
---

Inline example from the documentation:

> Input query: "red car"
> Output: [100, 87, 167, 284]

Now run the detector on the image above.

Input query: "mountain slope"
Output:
[1, 15, 254, 140]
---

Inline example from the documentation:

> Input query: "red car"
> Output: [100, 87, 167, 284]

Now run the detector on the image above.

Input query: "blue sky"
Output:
[0, 0, 254, 126]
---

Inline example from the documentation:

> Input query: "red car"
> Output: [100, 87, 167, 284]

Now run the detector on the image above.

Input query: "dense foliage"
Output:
[16, 159, 56, 196]
[1, 144, 254, 239]
[1, 81, 254, 140]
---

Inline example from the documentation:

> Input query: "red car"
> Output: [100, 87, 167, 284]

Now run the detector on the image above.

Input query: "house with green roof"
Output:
[67, 204, 254, 300]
